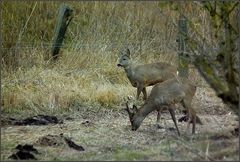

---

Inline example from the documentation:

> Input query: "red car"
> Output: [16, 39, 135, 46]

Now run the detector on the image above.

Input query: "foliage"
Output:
[184, 1, 239, 114]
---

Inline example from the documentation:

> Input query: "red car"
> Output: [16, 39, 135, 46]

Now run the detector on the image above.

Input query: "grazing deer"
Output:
[125, 76, 198, 135]
[117, 48, 177, 100]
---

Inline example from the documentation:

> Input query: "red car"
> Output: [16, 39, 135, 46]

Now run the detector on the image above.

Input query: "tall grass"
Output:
[1, 1, 211, 113]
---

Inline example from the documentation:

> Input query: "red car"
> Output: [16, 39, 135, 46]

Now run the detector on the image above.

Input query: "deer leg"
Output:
[190, 107, 197, 134]
[182, 99, 196, 134]
[156, 109, 163, 129]
[136, 85, 144, 100]
[192, 113, 196, 134]
[187, 113, 192, 134]
[142, 87, 147, 100]
[168, 106, 180, 136]
[181, 100, 191, 134]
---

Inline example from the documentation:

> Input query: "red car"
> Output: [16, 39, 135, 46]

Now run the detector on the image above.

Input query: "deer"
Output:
[125, 76, 199, 135]
[117, 48, 177, 101]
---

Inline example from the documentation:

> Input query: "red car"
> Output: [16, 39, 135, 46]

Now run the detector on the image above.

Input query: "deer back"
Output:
[132, 62, 177, 86]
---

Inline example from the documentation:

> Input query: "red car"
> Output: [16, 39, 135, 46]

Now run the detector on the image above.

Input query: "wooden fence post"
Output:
[51, 5, 73, 60]
[177, 14, 189, 77]
[237, 5, 240, 112]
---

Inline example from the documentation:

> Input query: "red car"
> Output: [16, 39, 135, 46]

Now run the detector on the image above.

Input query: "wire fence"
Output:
[1, 4, 222, 90]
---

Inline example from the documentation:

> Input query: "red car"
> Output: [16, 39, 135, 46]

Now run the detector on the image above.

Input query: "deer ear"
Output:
[118, 50, 123, 57]
[132, 105, 138, 113]
[126, 48, 130, 57]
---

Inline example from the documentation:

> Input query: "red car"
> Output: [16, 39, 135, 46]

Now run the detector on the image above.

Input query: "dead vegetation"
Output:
[1, 97, 238, 160]
[1, 1, 239, 161]
[1, 86, 239, 161]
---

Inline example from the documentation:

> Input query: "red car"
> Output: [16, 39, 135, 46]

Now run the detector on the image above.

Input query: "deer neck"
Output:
[132, 102, 155, 128]
[124, 63, 134, 79]
[137, 102, 155, 119]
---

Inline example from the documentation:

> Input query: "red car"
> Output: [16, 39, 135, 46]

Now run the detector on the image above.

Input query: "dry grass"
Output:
[1, 1, 215, 114]
[1, 1, 181, 113]
[1, 45, 182, 113]
[2, 48, 207, 115]
[0, 46, 213, 116]
[2, 49, 129, 112]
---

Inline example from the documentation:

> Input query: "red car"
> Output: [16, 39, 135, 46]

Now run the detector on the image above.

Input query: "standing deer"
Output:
[125, 76, 198, 135]
[117, 48, 177, 100]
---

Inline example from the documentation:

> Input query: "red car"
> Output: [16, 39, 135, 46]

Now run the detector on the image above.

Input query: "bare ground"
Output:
[1, 87, 239, 161]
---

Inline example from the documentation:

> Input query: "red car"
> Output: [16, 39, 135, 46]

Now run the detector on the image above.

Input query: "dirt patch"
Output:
[64, 135, 85, 151]
[1, 117, 17, 126]
[1, 108, 238, 161]
[1, 115, 63, 126]
[35, 134, 65, 146]
[35, 134, 85, 151]
[209, 134, 231, 141]
[1, 75, 238, 161]
[193, 87, 230, 115]
[8, 144, 39, 160]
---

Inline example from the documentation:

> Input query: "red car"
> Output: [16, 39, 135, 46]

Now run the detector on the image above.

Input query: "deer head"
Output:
[117, 48, 131, 68]
[125, 101, 143, 131]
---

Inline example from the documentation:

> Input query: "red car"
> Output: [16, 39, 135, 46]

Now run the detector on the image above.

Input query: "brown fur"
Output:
[117, 48, 177, 100]
[125, 76, 198, 135]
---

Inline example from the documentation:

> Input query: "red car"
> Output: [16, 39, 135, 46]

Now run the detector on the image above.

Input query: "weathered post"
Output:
[237, 4, 240, 112]
[177, 14, 189, 77]
[51, 5, 73, 60]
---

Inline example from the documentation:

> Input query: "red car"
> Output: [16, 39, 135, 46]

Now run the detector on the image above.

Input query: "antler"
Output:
[132, 104, 138, 113]
[125, 101, 133, 115]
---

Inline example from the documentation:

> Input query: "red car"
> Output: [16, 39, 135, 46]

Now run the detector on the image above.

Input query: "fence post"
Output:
[177, 14, 189, 77]
[51, 5, 73, 60]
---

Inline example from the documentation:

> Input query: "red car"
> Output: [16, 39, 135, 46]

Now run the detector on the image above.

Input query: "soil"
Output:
[1, 115, 63, 126]
[1, 87, 239, 161]
[8, 144, 39, 160]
